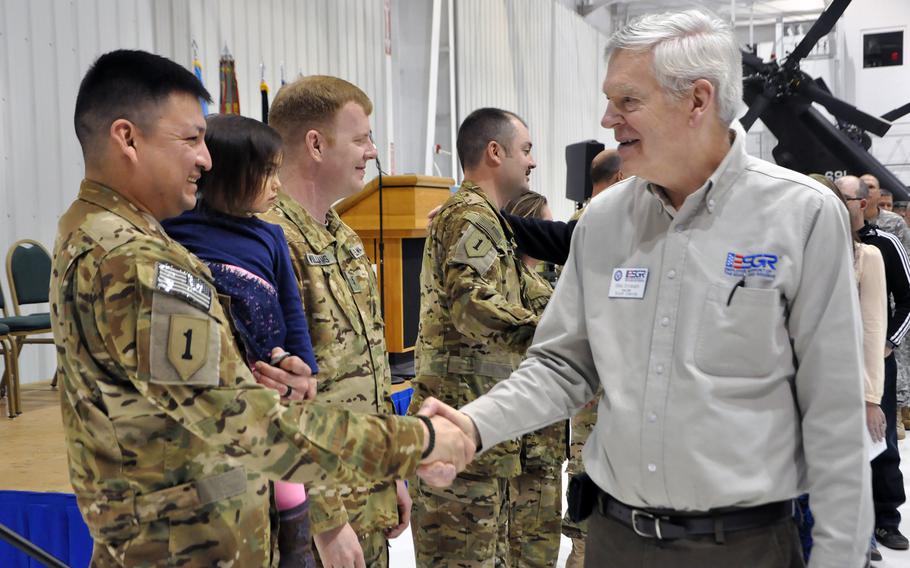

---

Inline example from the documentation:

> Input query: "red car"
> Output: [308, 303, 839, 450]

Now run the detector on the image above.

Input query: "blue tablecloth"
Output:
[0, 491, 91, 568]
[390, 387, 413, 416]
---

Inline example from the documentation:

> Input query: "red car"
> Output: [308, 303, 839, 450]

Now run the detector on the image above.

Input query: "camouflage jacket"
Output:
[410, 181, 540, 478]
[51, 181, 424, 567]
[518, 267, 568, 470]
[260, 192, 396, 535]
[872, 209, 910, 255]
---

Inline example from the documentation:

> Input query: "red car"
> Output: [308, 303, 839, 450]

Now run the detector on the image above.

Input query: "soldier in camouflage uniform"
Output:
[501, 191, 565, 568]
[54, 50, 472, 567]
[409, 108, 549, 567]
[863, 174, 910, 425]
[261, 75, 407, 568]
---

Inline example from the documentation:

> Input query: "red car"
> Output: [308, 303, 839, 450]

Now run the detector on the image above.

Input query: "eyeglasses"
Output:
[844, 197, 864, 201]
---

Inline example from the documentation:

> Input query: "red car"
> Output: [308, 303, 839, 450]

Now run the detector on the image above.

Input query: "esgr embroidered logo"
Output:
[724, 252, 778, 278]
[624, 269, 648, 281]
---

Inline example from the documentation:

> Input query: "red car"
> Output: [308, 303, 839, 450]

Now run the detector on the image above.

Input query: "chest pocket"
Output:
[339, 248, 381, 329]
[694, 283, 788, 378]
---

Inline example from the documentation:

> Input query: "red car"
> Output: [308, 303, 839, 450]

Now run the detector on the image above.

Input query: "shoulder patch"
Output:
[451, 226, 498, 275]
[156, 263, 213, 311]
[150, 292, 220, 386]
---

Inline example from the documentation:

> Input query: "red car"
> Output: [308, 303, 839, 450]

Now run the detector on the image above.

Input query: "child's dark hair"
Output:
[198, 114, 282, 215]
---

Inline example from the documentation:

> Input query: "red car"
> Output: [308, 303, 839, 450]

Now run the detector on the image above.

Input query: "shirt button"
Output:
[667, 270, 676, 279]
[656, 364, 665, 374]
[648, 413, 657, 423]
[648, 464, 657, 473]
[660, 317, 670, 327]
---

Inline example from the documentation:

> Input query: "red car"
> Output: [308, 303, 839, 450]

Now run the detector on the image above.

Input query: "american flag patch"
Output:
[155, 263, 212, 311]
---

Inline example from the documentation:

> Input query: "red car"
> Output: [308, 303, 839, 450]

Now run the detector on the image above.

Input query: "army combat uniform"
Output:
[52, 181, 425, 567]
[409, 181, 559, 567]
[261, 192, 398, 566]
[508, 267, 565, 568]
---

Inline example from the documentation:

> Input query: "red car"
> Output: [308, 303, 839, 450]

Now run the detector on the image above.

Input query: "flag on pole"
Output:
[192, 41, 209, 116]
[260, 63, 269, 124]
[219, 45, 240, 115]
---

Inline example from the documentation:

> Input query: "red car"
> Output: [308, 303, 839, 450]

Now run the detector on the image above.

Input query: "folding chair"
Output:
[3, 240, 54, 405]
[0, 323, 18, 417]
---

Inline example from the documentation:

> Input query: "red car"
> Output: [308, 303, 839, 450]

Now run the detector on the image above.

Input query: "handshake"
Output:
[415, 398, 480, 488]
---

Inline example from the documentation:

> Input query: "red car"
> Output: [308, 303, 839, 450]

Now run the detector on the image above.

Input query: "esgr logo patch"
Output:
[724, 252, 778, 279]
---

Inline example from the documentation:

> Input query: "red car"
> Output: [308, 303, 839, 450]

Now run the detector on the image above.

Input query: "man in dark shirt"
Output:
[837, 175, 910, 553]
[501, 149, 622, 265]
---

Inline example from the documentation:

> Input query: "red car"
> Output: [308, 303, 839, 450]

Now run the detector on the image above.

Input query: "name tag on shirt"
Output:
[608, 268, 649, 299]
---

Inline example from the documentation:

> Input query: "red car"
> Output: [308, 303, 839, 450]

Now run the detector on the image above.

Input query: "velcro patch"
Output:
[466, 232, 493, 258]
[167, 314, 210, 380]
[305, 252, 336, 266]
[150, 293, 220, 386]
[156, 263, 212, 311]
[452, 226, 498, 275]
[349, 244, 366, 259]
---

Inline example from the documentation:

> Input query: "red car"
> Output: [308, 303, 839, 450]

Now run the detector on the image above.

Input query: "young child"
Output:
[163, 113, 317, 567]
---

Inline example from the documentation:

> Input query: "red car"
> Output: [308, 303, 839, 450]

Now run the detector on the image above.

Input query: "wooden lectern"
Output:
[336, 174, 454, 354]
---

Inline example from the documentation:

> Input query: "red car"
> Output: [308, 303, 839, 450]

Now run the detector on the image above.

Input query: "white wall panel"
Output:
[0, 0, 390, 384]
[455, 0, 611, 222]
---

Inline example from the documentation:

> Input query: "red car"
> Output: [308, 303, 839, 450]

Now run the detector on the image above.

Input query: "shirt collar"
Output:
[78, 179, 171, 240]
[645, 129, 745, 219]
[273, 191, 336, 251]
[460, 180, 516, 240]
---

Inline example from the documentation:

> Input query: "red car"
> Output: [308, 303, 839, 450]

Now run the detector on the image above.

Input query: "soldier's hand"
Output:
[415, 398, 477, 487]
[252, 348, 317, 401]
[420, 397, 482, 448]
[427, 205, 442, 220]
[313, 523, 365, 568]
[385, 479, 412, 539]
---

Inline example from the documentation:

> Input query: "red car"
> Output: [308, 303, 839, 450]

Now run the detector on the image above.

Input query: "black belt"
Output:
[598, 492, 793, 541]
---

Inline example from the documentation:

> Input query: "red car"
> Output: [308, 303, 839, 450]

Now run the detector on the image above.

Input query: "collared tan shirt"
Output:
[463, 132, 872, 567]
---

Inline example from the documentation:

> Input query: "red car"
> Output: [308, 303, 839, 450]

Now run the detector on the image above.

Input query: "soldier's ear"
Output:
[305, 129, 324, 162]
[111, 119, 139, 163]
[485, 140, 504, 166]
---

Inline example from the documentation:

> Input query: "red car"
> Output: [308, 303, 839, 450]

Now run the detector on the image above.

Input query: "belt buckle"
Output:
[631, 509, 663, 539]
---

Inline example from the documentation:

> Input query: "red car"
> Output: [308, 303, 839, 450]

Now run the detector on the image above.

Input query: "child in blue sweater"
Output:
[163, 113, 317, 567]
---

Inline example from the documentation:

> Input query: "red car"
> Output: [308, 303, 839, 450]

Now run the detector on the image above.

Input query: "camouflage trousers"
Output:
[509, 464, 562, 568]
[561, 396, 599, 540]
[896, 341, 910, 407]
[411, 474, 511, 567]
[313, 529, 387, 568]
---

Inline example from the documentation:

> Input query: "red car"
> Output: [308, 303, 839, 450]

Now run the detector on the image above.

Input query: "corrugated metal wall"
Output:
[455, 0, 611, 222]
[0, 0, 389, 384]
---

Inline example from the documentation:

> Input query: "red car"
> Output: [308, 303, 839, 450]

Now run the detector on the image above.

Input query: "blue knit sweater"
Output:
[163, 206, 319, 373]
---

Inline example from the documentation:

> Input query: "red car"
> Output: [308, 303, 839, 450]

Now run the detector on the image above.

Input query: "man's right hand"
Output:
[415, 398, 477, 487]
[313, 523, 365, 568]
[866, 402, 887, 443]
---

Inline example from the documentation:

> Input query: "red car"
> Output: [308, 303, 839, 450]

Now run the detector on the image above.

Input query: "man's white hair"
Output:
[607, 9, 743, 125]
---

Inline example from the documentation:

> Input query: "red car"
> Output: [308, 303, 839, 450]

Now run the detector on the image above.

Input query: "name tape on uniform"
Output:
[608, 267, 649, 299]
[156, 263, 212, 311]
[305, 252, 336, 266]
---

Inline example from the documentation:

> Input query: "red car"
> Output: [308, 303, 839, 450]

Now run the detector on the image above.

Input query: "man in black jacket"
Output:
[500, 149, 622, 266]
[838, 175, 910, 553]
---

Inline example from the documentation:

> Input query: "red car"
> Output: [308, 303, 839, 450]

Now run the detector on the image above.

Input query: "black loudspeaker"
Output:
[565, 140, 605, 203]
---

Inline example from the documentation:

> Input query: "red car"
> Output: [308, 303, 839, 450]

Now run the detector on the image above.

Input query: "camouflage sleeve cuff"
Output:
[307, 492, 350, 534]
